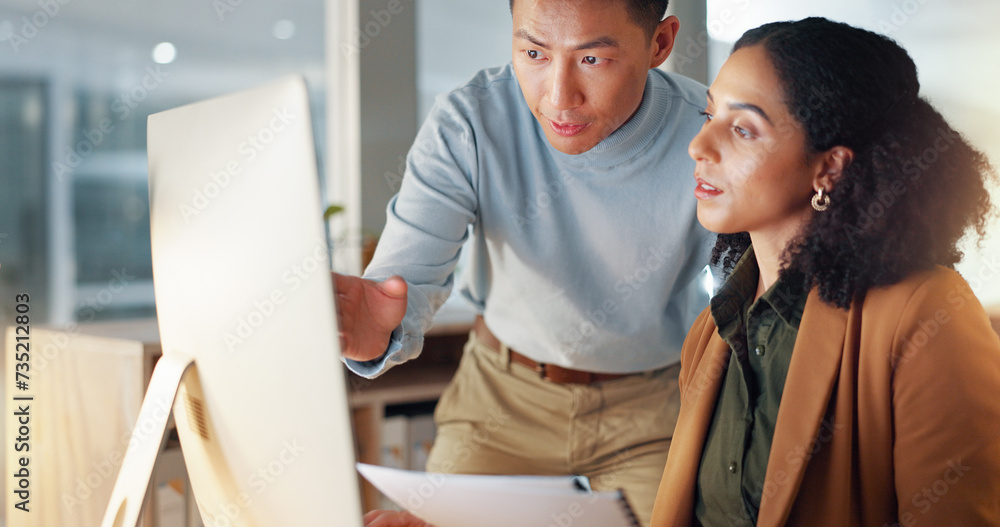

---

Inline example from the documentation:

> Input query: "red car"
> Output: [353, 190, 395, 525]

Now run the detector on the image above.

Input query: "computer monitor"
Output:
[101, 76, 363, 526]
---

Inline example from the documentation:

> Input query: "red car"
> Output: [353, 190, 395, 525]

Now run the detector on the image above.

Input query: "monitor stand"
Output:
[100, 354, 195, 527]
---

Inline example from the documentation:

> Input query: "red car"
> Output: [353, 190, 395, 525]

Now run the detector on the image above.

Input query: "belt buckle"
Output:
[536, 363, 592, 384]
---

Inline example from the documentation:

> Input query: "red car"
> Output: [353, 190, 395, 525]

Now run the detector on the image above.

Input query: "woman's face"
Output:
[689, 45, 820, 240]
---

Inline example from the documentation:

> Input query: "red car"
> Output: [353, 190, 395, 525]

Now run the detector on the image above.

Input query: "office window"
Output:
[0, 80, 49, 320]
[0, 0, 325, 324]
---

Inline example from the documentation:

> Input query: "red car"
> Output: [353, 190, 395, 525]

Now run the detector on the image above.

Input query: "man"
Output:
[337, 0, 713, 524]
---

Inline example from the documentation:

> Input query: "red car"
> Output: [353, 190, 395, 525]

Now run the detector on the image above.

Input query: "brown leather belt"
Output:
[473, 316, 631, 384]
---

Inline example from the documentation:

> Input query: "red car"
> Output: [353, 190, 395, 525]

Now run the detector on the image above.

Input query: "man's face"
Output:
[511, 0, 665, 155]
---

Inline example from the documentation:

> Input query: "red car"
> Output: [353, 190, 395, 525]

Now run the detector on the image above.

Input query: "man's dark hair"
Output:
[509, 0, 668, 37]
[712, 17, 995, 309]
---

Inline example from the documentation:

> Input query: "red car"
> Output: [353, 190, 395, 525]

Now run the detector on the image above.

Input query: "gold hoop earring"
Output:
[811, 188, 830, 212]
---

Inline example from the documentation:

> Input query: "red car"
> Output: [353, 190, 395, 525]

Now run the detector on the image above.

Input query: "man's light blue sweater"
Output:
[352, 63, 714, 377]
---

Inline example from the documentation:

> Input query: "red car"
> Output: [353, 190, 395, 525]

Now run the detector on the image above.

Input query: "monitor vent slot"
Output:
[184, 393, 211, 441]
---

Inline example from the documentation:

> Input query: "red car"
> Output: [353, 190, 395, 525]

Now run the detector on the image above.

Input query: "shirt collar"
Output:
[710, 246, 807, 330]
[710, 247, 759, 331]
[759, 269, 807, 328]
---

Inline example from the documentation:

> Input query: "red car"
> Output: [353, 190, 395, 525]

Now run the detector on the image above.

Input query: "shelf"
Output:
[348, 361, 459, 408]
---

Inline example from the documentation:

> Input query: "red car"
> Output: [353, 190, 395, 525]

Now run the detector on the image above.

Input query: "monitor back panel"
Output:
[147, 76, 362, 526]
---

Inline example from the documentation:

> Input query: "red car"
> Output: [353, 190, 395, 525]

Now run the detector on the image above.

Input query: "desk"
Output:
[3, 313, 471, 523]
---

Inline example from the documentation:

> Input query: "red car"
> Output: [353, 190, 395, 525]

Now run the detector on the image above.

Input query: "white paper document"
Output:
[356, 463, 641, 527]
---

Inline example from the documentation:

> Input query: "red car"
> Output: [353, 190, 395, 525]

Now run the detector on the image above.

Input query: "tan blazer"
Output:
[651, 266, 1000, 526]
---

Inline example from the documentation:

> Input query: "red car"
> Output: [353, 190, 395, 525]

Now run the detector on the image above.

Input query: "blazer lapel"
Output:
[756, 288, 848, 526]
[653, 333, 732, 525]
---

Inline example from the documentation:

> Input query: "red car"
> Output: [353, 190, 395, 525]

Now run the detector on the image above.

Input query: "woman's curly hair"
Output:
[711, 17, 996, 309]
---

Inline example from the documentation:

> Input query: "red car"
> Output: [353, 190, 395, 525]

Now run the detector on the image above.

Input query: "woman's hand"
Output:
[363, 509, 433, 527]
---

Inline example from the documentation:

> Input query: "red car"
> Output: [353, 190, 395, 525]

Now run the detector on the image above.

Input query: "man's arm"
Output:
[341, 87, 482, 378]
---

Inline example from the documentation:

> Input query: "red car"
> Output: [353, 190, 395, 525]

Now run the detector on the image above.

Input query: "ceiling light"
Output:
[272, 20, 296, 40]
[152, 42, 176, 64]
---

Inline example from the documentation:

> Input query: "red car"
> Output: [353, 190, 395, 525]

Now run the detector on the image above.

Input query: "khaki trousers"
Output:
[425, 329, 682, 527]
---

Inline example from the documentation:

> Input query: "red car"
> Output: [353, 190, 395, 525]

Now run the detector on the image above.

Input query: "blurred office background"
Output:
[0, 0, 997, 330]
[0, 0, 330, 325]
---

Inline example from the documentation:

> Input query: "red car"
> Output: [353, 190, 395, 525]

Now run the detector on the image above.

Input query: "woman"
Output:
[651, 17, 1000, 527]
